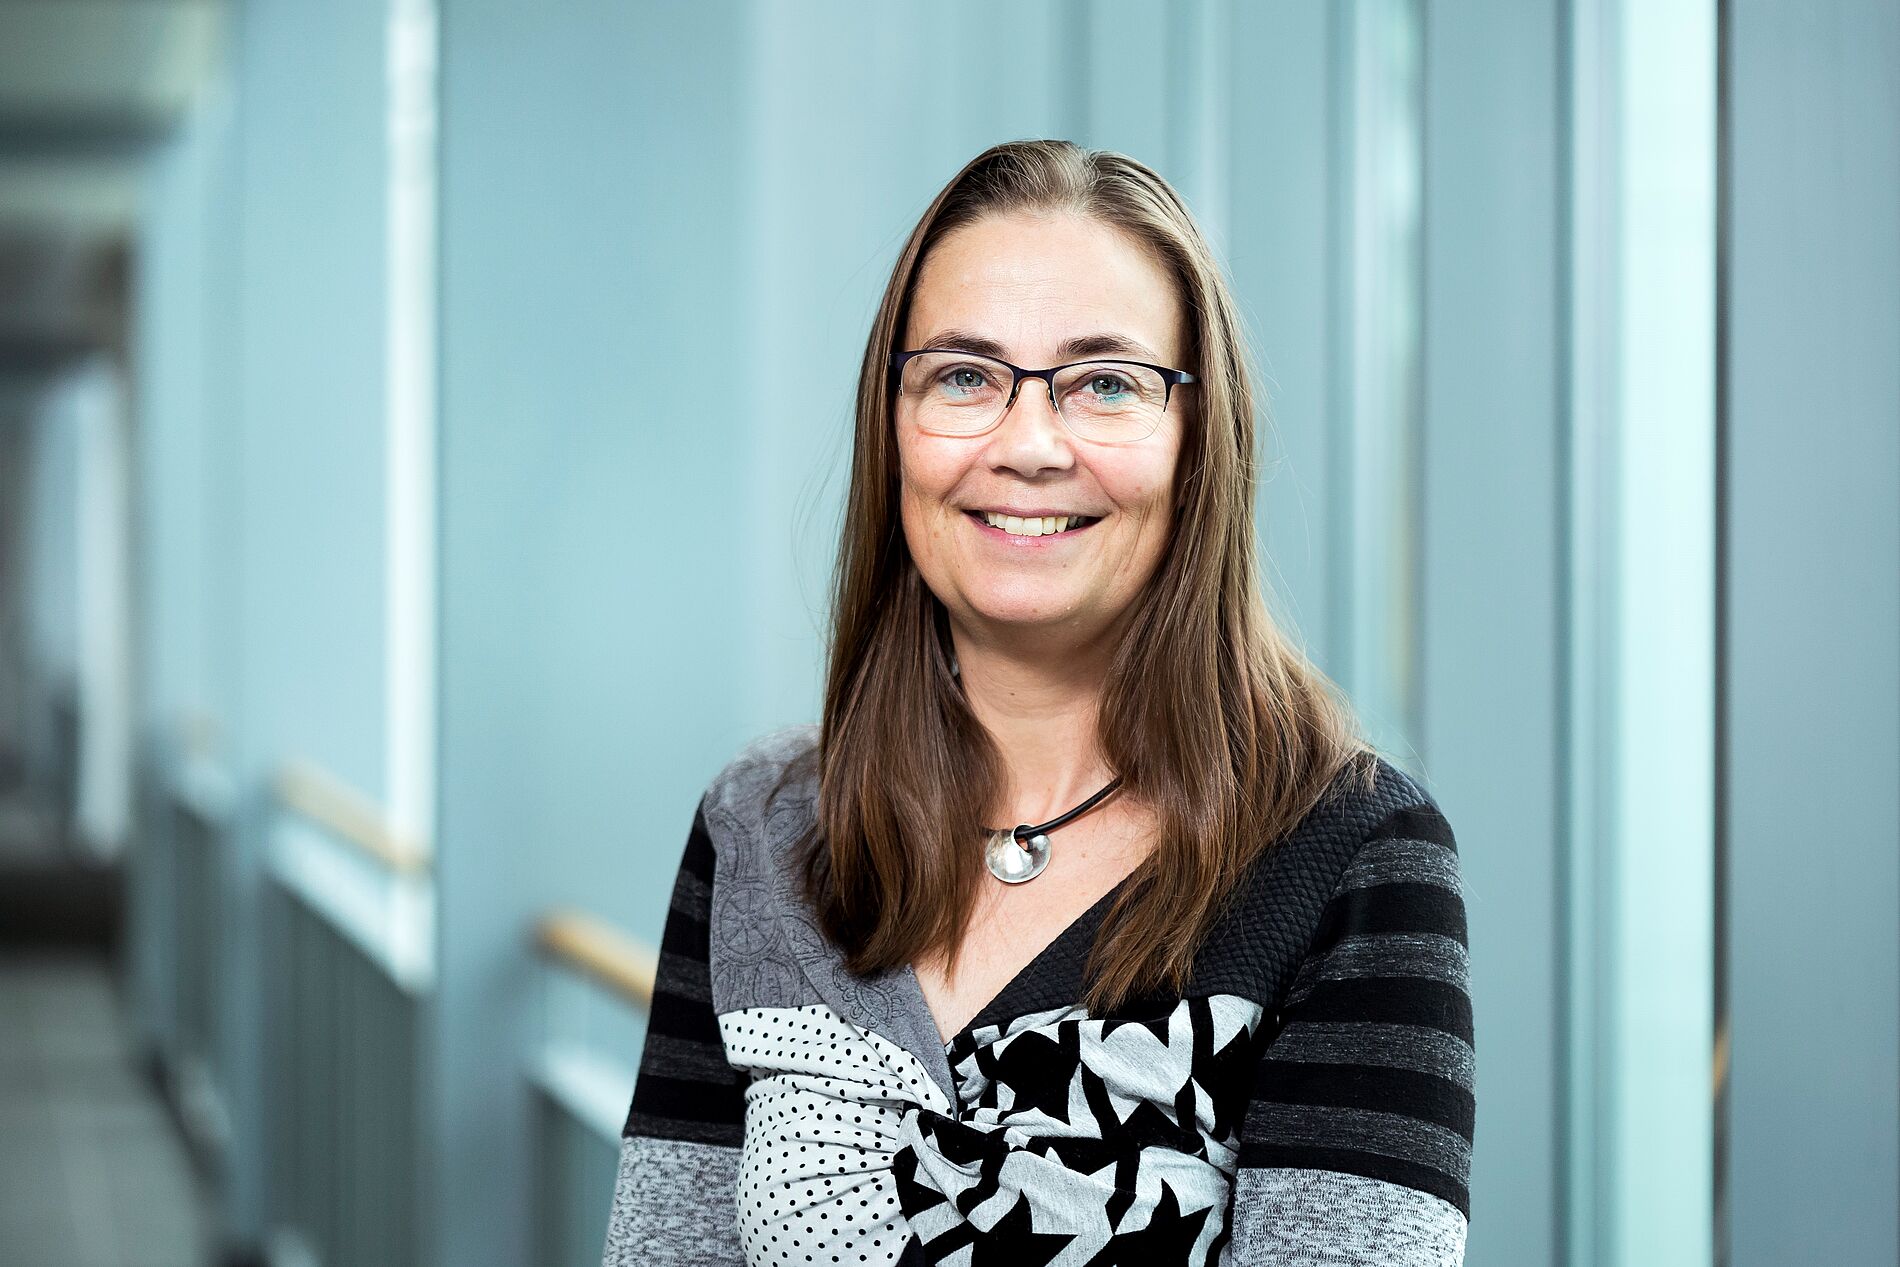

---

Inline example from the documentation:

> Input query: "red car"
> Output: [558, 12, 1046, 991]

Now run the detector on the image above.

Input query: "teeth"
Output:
[981, 511, 1090, 537]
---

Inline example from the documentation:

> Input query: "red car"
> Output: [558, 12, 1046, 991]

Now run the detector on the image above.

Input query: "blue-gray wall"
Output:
[1725, 3, 1900, 1263]
[435, 4, 756, 1261]
[1420, 5, 1567, 1259]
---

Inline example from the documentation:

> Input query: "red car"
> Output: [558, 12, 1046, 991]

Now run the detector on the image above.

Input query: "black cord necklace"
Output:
[980, 775, 1124, 884]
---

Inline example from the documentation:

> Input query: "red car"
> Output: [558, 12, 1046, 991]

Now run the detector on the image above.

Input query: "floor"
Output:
[0, 792, 212, 1267]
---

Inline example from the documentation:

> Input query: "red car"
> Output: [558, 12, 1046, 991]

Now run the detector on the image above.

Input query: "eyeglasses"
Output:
[889, 348, 1195, 443]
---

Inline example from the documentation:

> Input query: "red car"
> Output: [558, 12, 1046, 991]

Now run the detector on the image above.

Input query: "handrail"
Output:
[1712, 1019, 1728, 1102]
[171, 711, 237, 826]
[275, 758, 430, 875]
[179, 709, 223, 757]
[535, 909, 657, 1010]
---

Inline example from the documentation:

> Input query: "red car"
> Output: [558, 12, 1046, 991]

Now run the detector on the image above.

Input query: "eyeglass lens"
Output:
[898, 351, 1168, 440]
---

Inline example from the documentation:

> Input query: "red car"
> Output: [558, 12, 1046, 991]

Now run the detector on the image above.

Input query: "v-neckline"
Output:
[906, 870, 1138, 1052]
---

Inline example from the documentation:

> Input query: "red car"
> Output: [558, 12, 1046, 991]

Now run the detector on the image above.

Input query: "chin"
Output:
[960, 585, 1090, 630]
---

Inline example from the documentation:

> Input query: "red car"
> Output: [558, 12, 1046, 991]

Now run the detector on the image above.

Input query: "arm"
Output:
[602, 799, 749, 1266]
[1225, 801, 1475, 1266]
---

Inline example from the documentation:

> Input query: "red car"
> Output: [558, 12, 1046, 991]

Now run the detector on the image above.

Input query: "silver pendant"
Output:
[985, 827, 1050, 884]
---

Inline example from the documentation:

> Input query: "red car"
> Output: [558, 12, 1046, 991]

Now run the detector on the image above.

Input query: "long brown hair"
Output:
[797, 139, 1378, 1013]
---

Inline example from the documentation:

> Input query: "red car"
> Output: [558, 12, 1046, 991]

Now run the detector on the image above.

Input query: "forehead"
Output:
[904, 210, 1185, 365]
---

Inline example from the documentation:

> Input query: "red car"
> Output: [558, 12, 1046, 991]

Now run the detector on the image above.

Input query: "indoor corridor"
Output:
[0, 789, 208, 1267]
[1, 3, 1894, 1267]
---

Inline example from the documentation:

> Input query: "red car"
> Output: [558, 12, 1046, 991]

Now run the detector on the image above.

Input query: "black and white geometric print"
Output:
[898, 995, 1264, 1266]
[718, 992, 1265, 1267]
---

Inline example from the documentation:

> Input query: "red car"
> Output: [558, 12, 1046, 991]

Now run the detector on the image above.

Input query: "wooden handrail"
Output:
[1712, 1019, 1729, 1102]
[179, 709, 223, 757]
[275, 758, 431, 875]
[171, 711, 237, 826]
[535, 909, 658, 1010]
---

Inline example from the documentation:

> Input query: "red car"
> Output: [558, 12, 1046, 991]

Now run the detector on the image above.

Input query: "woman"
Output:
[604, 140, 1474, 1266]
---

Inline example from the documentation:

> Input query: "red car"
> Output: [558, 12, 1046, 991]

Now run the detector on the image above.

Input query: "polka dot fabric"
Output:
[720, 1004, 950, 1267]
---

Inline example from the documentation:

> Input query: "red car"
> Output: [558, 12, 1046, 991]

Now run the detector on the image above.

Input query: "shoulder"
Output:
[1313, 749, 1447, 845]
[1336, 754, 1462, 899]
[1258, 749, 1454, 893]
[1192, 749, 1459, 1002]
[699, 722, 821, 839]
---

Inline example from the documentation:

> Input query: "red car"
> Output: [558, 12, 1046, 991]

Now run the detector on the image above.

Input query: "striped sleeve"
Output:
[602, 800, 748, 1265]
[1226, 801, 1475, 1266]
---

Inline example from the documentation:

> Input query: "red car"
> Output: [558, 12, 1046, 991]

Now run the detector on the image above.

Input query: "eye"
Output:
[934, 363, 999, 398]
[1085, 372, 1134, 398]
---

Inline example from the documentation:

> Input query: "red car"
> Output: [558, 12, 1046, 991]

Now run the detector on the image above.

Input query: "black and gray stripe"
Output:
[622, 800, 749, 1146]
[1231, 801, 1474, 1262]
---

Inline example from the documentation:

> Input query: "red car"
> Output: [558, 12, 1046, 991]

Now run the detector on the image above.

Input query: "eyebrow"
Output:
[918, 328, 1163, 364]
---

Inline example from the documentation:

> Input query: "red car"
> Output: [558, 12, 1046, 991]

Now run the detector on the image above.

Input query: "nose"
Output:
[988, 374, 1074, 476]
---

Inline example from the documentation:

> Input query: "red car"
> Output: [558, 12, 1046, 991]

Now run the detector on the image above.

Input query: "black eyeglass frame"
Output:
[888, 347, 1197, 436]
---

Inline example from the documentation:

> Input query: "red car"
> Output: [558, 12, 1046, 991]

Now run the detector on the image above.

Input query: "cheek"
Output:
[897, 435, 966, 513]
[1102, 450, 1180, 523]
[1098, 447, 1182, 583]
[895, 439, 960, 554]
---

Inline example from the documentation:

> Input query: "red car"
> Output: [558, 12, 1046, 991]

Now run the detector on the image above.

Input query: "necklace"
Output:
[980, 775, 1124, 884]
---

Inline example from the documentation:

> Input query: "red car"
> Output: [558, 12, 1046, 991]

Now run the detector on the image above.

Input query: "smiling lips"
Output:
[965, 509, 1101, 539]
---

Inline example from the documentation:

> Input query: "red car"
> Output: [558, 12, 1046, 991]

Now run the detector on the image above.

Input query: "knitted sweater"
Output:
[603, 725, 1474, 1266]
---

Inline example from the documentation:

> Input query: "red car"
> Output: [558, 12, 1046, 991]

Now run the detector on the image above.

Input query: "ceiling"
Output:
[0, 0, 224, 372]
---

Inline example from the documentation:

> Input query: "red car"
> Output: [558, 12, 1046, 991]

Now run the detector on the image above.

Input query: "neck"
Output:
[950, 622, 1119, 823]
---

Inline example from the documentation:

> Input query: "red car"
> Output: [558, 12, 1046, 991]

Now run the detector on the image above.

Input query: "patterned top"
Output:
[603, 725, 1475, 1266]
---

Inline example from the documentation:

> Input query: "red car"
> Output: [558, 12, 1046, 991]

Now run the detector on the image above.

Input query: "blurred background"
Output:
[0, 1, 1893, 1265]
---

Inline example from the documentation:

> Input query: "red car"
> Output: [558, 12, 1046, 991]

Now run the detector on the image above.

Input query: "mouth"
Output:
[964, 509, 1102, 540]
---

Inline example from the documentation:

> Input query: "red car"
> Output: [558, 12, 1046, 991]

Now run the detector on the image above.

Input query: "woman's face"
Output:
[896, 210, 1188, 652]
